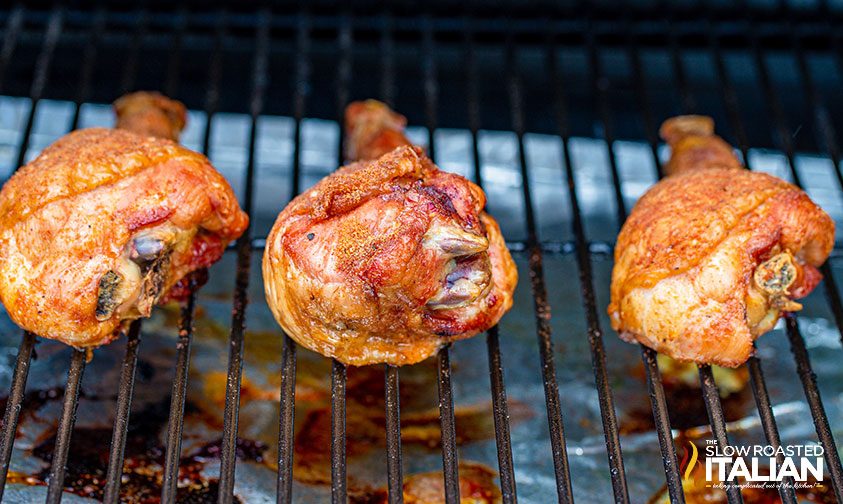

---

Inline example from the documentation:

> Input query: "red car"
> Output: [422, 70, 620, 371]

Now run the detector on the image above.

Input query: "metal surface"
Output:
[0, 3, 839, 503]
[102, 321, 142, 504]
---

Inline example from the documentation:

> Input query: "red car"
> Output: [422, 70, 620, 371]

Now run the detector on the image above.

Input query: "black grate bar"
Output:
[328, 12, 353, 504]
[698, 366, 744, 504]
[704, 21, 798, 503]
[578, 23, 632, 504]
[742, 18, 843, 500]
[420, 16, 461, 504]
[787, 7, 843, 189]
[44, 349, 87, 503]
[102, 320, 142, 504]
[68, 7, 105, 131]
[335, 12, 352, 161]
[785, 17, 843, 347]
[0, 6, 63, 495]
[276, 335, 297, 504]
[119, 8, 148, 95]
[422, 14, 437, 161]
[626, 28, 664, 180]
[105, 7, 194, 498]
[785, 316, 843, 502]
[463, 25, 517, 504]
[746, 356, 798, 503]
[161, 294, 196, 503]
[665, 28, 740, 504]
[485, 327, 516, 504]
[512, 38, 574, 504]
[640, 348, 686, 503]
[159, 11, 224, 502]
[379, 11, 394, 108]
[0, 5, 23, 95]
[624, 27, 689, 504]
[708, 20, 796, 503]
[216, 8, 270, 502]
[385, 365, 403, 504]
[331, 359, 347, 503]
[378, 12, 404, 504]
[0, 331, 35, 500]
[436, 346, 460, 503]
[14, 6, 62, 169]
[163, 7, 186, 99]
[585, 27, 626, 230]
[665, 12, 695, 114]
[276, 10, 307, 504]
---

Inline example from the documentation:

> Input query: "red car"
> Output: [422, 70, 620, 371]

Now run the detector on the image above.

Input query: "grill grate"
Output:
[0, 3, 840, 503]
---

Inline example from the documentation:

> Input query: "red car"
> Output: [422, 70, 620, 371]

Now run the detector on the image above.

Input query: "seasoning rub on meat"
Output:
[263, 100, 517, 366]
[609, 115, 834, 367]
[0, 92, 248, 347]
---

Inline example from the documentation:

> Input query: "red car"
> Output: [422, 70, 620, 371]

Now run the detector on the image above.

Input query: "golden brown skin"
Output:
[113, 91, 187, 142]
[0, 94, 248, 348]
[263, 100, 517, 366]
[609, 117, 834, 367]
[660, 115, 742, 175]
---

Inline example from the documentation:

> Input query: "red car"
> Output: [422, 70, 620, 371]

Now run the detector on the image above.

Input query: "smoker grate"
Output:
[0, 2, 841, 503]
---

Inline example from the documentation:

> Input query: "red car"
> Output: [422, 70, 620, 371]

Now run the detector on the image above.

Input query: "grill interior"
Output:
[0, 2, 842, 503]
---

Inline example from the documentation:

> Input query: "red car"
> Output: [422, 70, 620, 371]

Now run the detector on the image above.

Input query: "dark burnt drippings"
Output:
[620, 360, 752, 434]
[7, 395, 260, 503]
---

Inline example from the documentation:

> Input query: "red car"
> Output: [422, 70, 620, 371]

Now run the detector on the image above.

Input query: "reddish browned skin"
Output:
[609, 116, 834, 367]
[263, 100, 516, 366]
[0, 94, 248, 347]
[344, 99, 413, 161]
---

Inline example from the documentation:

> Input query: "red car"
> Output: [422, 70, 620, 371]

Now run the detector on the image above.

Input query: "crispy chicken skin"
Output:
[0, 93, 248, 347]
[263, 100, 517, 366]
[608, 116, 834, 367]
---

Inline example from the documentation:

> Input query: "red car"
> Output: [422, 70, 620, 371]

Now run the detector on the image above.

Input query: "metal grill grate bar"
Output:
[698, 366, 744, 504]
[217, 9, 271, 502]
[579, 23, 634, 504]
[0, 331, 34, 501]
[510, 36, 574, 504]
[378, 13, 405, 504]
[420, 16, 462, 504]
[331, 360, 347, 503]
[622, 28, 687, 504]
[786, 317, 843, 502]
[640, 348, 686, 502]
[102, 320, 142, 504]
[0, 5, 22, 94]
[746, 355, 798, 503]
[276, 10, 308, 504]
[161, 295, 196, 503]
[742, 15, 843, 500]
[437, 347, 460, 503]
[276, 335, 297, 503]
[704, 18, 799, 502]
[463, 24, 518, 504]
[15, 6, 62, 169]
[329, 13, 353, 504]
[385, 365, 403, 504]
[45, 349, 87, 503]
